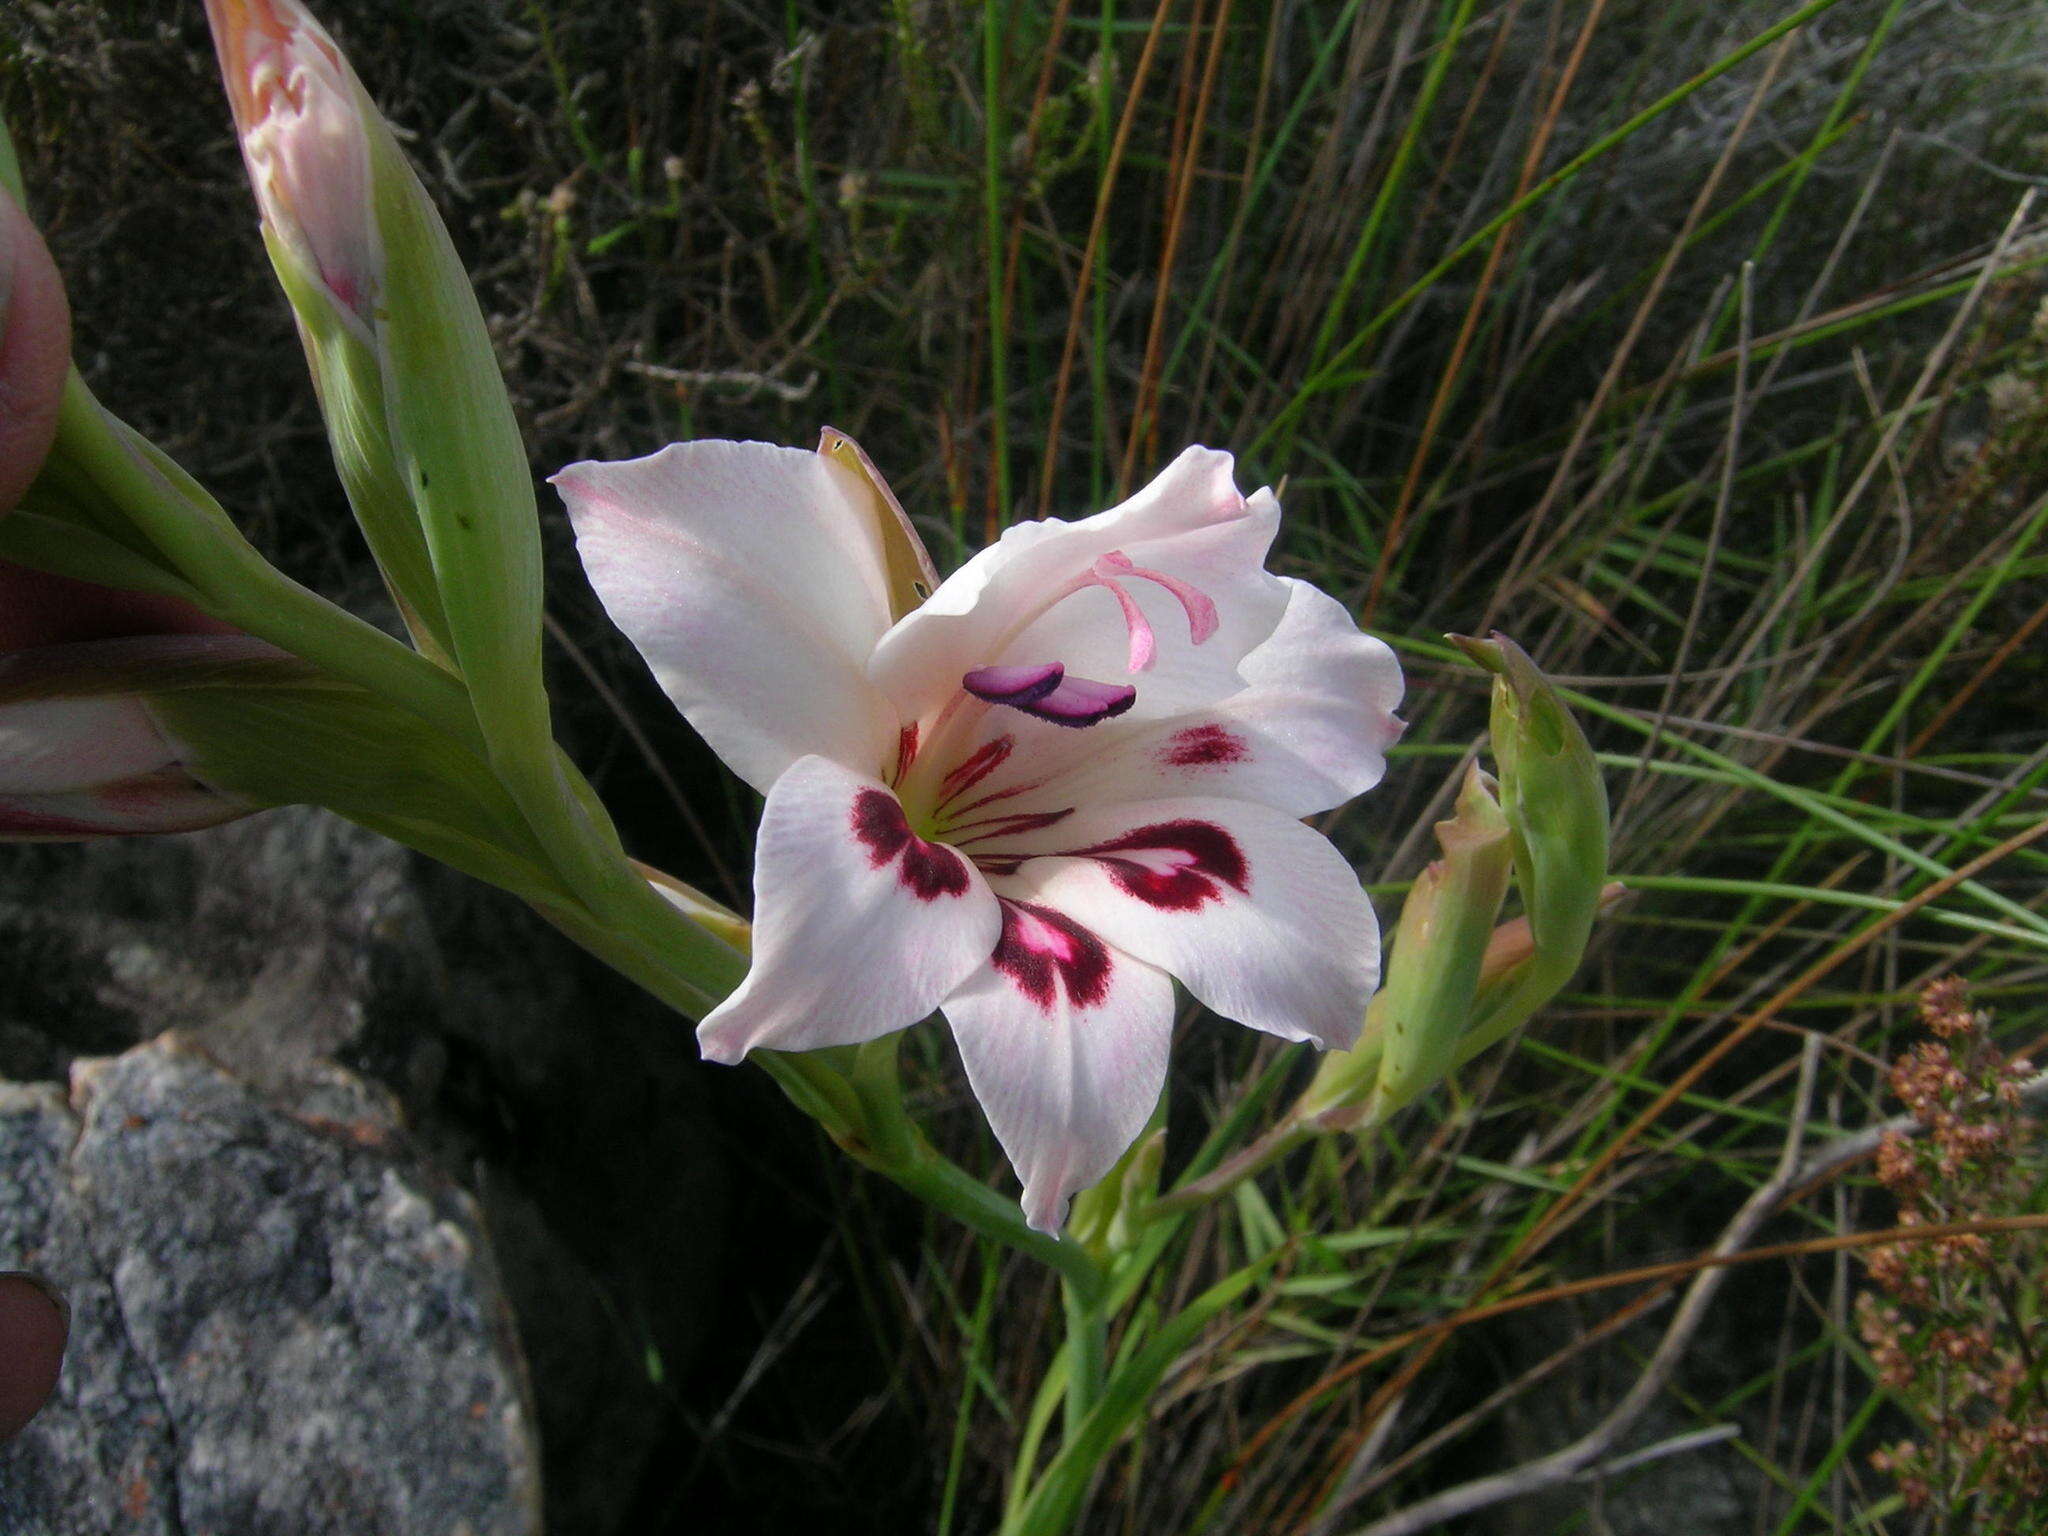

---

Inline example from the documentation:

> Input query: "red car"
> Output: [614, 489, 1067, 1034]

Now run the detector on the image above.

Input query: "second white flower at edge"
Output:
[553, 437, 1406, 1232]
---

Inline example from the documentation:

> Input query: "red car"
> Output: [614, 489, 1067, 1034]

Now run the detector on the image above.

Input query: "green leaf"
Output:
[368, 123, 548, 759]
[153, 668, 571, 910]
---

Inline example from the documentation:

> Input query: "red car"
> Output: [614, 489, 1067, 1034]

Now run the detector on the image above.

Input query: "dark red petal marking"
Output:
[892, 722, 921, 784]
[899, 842, 969, 899]
[947, 807, 1075, 847]
[851, 788, 971, 901]
[1161, 723, 1250, 768]
[853, 788, 910, 861]
[1072, 819, 1248, 911]
[990, 899, 1113, 1011]
[940, 734, 1015, 802]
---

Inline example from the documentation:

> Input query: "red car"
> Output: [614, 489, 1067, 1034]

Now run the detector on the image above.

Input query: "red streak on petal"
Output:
[948, 807, 1074, 848]
[952, 776, 1047, 819]
[892, 722, 921, 785]
[939, 734, 1014, 802]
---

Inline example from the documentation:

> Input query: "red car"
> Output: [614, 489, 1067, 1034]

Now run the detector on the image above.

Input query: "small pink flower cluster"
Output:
[1856, 976, 2047, 1518]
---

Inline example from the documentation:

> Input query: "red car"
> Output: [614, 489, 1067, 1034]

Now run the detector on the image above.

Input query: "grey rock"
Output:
[0, 1036, 542, 1536]
[0, 808, 723, 1533]
[0, 808, 417, 1086]
[0, 1079, 176, 1533]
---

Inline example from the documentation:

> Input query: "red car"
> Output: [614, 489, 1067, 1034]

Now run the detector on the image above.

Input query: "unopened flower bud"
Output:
[207, 0, 381, 333]
[1297, 764, 1512, 1121]
[0, 564, 263, 838]
[1445, 633, 1610, 1056]
[206, 0, 546, 715]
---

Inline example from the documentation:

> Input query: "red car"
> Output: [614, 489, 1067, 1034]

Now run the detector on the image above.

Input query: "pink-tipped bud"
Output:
[205, 0, 380, 330]
[0, 686, 247, 837]
[0, 563, 256, 839]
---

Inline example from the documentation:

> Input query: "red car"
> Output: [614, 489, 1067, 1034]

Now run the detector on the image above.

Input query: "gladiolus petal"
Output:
[943, 911, 1174, 1234]
[697, 756, 1001, 1063]
[992, 796, 1377, 1051]
[556, 441, 901, 794]
[871, 448, 1292, 727]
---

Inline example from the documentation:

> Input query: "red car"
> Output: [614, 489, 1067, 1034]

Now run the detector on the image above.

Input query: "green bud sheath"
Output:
[1372, 764, 1516, 1111]
[265, 227, 453, 660]
[203, 0, 453, 659]
[153, 662, 572, 911]
[1448, 633, 1611, 1060]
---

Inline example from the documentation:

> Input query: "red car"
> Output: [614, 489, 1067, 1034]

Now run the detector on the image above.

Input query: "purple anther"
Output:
[1024, 675, 1138, 727]
[965, 662, 1137, 727]
[963, 661, 1065, 706]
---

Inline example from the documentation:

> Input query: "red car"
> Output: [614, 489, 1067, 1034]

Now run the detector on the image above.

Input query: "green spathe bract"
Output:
[151, 660, 574, 912]
[1288, 636, 1607, 1131]
[363, 118, 547, 750]
[1368, 763, 1516, 1113]
[1447, 632, 1611, 1067]
[266, 226, 453, 661]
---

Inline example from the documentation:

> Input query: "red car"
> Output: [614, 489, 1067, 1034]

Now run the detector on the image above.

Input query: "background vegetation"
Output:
[6, 0, 2048, 1530]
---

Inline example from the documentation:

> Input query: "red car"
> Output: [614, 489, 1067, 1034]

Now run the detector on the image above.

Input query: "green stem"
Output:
[535, 894, 742, 1024]
[890, 1148, 1108, 1302]
[1061, 1273, 1106, 1440]
[52, 380, 488, 754]
[1004, 1257, 1277, 1536]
